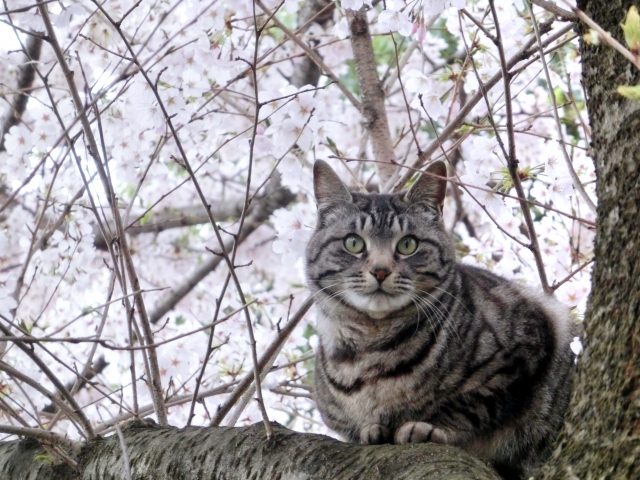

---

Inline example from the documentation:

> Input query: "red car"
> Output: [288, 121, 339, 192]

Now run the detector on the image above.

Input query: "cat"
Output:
[305, 159, 578, 479]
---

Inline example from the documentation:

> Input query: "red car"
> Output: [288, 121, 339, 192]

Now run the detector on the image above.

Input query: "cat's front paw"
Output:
[360, 423, 392, 444]
[394, 421, 448, 445]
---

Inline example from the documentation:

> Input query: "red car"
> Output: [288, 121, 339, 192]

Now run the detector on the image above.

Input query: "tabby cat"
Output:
[305, 160, 577, 479]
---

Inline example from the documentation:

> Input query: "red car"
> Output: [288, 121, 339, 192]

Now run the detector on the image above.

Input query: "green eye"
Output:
[397, 236, 418, 255]
[344, 234, 365, 254]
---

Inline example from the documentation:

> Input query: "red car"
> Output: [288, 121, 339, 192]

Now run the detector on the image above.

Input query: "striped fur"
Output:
[305, 160, 578, 479]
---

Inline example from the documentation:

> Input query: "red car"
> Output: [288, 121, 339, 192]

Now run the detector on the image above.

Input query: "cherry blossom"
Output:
[404, 70, 449, 117]
[3, 124, 31, 158]
[54, 3, 84, 28]
[378, 9, 413, 37]
[0, 0, 594, 445]
[333, 17, 351, 40]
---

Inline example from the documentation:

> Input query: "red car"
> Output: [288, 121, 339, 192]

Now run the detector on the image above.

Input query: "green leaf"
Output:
[621, 6, 640, 53]
[617, 85, 640, 99]
[35, 454, 53, 465]
[175, 315, 186, 326]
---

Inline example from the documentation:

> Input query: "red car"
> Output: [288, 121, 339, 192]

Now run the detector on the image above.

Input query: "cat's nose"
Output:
[370, 267, 391, 283]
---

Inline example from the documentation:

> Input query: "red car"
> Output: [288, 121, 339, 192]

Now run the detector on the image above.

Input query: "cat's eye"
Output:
[397, 236, 418, 255]
[344, 234, 365, 254]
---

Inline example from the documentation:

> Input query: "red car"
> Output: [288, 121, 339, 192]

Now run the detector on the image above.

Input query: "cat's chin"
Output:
[342, 290, 411, 319]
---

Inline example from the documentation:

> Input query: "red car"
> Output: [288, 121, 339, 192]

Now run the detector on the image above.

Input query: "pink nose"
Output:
[371, 267, 390, 282]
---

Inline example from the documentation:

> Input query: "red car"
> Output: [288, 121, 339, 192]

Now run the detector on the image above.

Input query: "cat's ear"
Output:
[404, 161, 447, 213]
[313, 160, 352, 209]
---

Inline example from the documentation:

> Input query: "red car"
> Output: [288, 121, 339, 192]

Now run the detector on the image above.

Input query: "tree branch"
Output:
[347, 7, 396, 187]
[255, 0, 362, 111]
[93, 199, 246, 250]
[37, 0, 168, 426]
[390, 20, 573, 191]
[148, 176, 295, 324]
[0, 422, 501, 480]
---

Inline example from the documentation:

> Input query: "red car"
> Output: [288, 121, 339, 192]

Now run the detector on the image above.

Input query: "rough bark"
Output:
[540, 0, 640, 477]
[0, 421, 500, 480]
[347, 8, 396, 187]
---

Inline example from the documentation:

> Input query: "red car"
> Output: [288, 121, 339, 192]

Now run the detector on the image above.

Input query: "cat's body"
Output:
[305, 160, 577, 479]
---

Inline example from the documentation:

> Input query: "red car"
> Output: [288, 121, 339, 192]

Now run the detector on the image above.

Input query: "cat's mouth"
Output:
[343, 288, 412, 317]
[369, 286, 396, 297]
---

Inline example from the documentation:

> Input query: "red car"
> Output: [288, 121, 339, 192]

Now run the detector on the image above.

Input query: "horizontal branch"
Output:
[94, 199, 245, 250]
[148, 178, 295, 324]
[0, 422, 501, 479]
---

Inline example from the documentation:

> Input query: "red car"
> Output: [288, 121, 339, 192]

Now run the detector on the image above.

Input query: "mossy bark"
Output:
[540, 0, 640, 477]
[0, 421, 500, 480]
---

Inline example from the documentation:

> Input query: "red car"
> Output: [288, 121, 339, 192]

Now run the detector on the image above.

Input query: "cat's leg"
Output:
[360, 423, 392, 444]
[393, 421, 449, 445]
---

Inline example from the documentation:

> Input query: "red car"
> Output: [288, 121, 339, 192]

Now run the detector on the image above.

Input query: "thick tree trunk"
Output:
[540, 0, 640, 477]
[0, 421, 500, 479]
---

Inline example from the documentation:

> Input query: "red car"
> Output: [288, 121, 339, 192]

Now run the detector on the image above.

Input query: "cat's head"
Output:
[305, 161, 455, 319]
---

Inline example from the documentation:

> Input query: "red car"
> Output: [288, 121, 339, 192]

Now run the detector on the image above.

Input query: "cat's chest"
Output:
[318, 316, 448, 400]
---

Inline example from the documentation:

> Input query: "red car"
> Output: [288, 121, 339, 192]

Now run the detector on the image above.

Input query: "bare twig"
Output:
[37, 0, 168, 425]
[551, 258, 594, 291]
[389, 20, 573, 192]
[486, 0, 550, 292]
[114, 424, 133, 480]
[527, 0, 596, 213]
[0, 358, 91, 437]
[530, 0, 577, 21]
[254, 0, 362, 111]
[210, 296, 314, 426]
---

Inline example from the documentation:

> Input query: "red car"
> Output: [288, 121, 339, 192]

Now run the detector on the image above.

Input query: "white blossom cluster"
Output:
[0, 0, 593, 440]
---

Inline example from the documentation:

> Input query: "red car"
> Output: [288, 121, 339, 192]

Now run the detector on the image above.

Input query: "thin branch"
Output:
[37, 0, 167, 425]
[0, 425, 78, 453]
[114, 424, 133, 480]
[551, 258, 594, 291]
[487, 0, 550, 292]
[389, 20, 573, 192]
[0, 358, 90, 437]
[254, 0, 362, 112]
[210, 296, 314, 426]
[559, 0, 640, 70]
[527, 0, 596, 214]
[530, 0, 577, 21]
